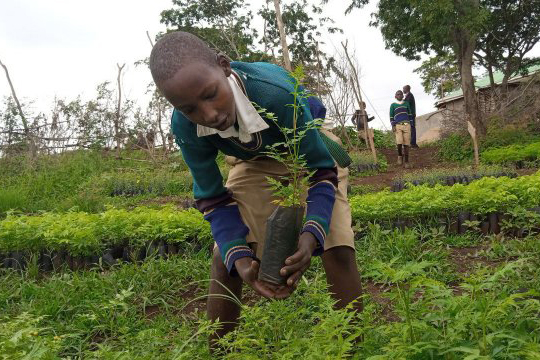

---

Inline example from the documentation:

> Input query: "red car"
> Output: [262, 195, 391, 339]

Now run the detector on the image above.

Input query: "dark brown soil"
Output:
[448, 245, 507, 275]
[364, 281, 400, 322]
[351, 147, 445, 190]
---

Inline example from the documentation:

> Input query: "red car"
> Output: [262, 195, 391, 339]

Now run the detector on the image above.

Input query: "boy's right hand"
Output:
[234, 257, 277, 299]
[392, 125, 396, 133]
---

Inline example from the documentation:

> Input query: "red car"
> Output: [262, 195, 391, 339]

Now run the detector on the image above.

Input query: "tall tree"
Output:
[258, 0, 342, 91]
[273, 0, 292, 71]
[414, 52, 462, 99]
[476, 0, 540, 97]
[0, 58, 36, 156]
[369, 0, 489, 135]
[160, 0, 266, 61]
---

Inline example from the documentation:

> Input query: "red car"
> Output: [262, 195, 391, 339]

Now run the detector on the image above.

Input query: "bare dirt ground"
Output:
[351, 146, 537, 191]
[351, 146, 444, 190]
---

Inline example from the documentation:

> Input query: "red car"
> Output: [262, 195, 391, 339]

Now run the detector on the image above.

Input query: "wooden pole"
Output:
[467, 120, 480, 168]
[0, 58, 36, 157]
[115, 63, 126, 158]
[341, 41, 377, 163]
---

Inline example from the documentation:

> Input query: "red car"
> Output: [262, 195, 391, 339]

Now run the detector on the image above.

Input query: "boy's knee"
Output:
[323, 246, 357, 270]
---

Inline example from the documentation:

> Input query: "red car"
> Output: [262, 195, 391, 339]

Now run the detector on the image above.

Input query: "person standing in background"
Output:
[403, 85, 418, 148]
[350, 102, 375, 132]
[390, 90, 413, 168]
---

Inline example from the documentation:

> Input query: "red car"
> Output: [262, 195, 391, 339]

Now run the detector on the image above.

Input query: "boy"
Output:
[390, 90, 413, 168]
[351, 102, 375, 132]
[149, 31, 362, 349]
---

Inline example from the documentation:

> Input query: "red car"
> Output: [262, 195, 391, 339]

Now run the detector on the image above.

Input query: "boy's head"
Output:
[150, 31, 236, 131]
[395, 90, 404, 101]
[403, 85, 411, 94]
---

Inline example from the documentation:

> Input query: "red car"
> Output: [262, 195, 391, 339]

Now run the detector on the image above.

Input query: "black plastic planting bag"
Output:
[259, 205, 305, 285]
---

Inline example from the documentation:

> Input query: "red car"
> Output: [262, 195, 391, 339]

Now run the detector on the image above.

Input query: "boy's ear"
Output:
[217, 54, 232, 77]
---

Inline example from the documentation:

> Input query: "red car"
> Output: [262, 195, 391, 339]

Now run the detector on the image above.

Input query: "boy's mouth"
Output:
[215, 115, 232, 131]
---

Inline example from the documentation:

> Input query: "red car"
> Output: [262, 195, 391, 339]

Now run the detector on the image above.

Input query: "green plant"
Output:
[0, 206, 211, 256]
[349, 184, 376, 196]
[392, 165, 515, 191]
[481, 141, 540, 166]
[373, 129, 396, 149]
[437, 134, 474, 162]
[0, 313, 61, 359]
[481, 125, 538, 150]
[256, 66, 318, 207]
[350, 171, 540, 222]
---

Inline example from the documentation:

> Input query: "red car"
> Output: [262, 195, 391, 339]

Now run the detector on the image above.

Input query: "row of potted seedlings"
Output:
[5, 207, 538, 272]
[391, 171, 517, 192]
[355, 163, 382, 173]
[382, 207, 540, 237]
[0, 239, 208, 272]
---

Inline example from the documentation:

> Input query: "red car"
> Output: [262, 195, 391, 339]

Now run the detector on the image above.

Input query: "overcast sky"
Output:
[1, 0, 539, 130]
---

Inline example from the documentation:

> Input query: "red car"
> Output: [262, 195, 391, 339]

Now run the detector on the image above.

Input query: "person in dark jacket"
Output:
[351, 101, 374, 131]
[403, 85, 418, 148]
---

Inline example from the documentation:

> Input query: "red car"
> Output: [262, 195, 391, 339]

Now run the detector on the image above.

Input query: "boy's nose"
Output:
[200, 104, 219, 126]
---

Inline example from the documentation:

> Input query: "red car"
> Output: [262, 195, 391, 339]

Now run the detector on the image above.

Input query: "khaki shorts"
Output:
[221, 131, 355, 259]
[394, 122, 411, 146]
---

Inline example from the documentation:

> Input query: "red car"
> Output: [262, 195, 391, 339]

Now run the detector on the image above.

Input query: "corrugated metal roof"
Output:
[435, 64, 540, 106]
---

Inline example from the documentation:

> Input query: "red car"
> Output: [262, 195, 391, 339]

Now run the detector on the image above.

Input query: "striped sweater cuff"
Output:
[302, 182, 336, 256]
[220, 238, 254, 274]
[204, 204, 253, 274]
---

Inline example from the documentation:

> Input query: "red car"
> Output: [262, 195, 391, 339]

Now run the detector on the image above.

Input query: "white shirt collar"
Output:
[196, 71, 269, 143]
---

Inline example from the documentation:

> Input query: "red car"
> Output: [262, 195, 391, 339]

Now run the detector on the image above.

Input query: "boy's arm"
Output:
[172, 111, 254, 275]
[406, 102, 413, 122]
[179, 142, 254, 274]
[390, 104, 395, 126]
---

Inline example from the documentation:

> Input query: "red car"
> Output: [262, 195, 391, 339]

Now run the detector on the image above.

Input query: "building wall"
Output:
[415, 110, 444, 144]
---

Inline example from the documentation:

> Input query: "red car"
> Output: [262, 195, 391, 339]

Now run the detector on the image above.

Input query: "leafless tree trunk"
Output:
[0, 57, 36, 157]
[273, 0, 292, 71]
[454, 0, 485, 137]
[115, 63, 125, 158]
[341, 41, 377, 163]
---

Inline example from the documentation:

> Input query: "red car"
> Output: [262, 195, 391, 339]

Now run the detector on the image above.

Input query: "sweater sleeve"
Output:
[406, 102, 413, 122]
[390, 104, 395, 126]
[173, 111, 254, 274]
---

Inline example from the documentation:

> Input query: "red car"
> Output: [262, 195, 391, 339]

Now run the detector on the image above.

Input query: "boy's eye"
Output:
[204, 87, 217, 100]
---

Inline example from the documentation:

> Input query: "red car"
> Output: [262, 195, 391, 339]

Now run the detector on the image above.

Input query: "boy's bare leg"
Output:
[321, 246, 362, 311]
[207, 247, 243, 351]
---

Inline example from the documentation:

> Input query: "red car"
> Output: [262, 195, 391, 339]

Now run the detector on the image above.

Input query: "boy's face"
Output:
[161, 55, 236, 131]
[395, 91, 404, 101]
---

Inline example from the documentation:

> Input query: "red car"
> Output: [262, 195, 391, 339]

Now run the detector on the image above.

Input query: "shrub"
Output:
[481, 125, 538, 150]
[0, 206, 211, 256]
[482, 141, 540, 166]
[350, 171, 540, 221]
[437, 134, 474, 162]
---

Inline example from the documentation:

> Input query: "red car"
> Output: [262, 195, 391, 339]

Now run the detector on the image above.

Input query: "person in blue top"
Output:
[149, 31, 362, 350]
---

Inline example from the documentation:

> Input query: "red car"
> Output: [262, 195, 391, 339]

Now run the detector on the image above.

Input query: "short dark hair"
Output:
[149, 31, 218, 88]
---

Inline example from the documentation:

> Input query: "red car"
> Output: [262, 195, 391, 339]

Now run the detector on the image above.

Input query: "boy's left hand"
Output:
[275, 232, 318, 299]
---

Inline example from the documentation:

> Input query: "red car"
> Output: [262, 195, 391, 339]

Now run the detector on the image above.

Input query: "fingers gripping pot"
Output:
[258, 205, 305, 285]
